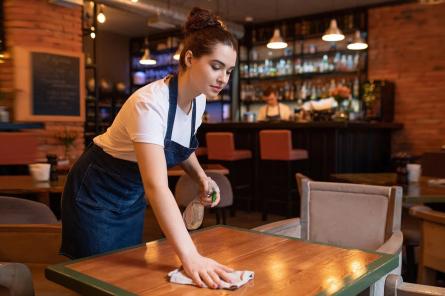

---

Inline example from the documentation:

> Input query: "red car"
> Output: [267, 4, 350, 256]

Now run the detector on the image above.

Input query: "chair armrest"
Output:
[0, 224, 65, 264]
[410, 205, 445, 225]
[377, 230, 403, 255]
[0, 262, 34, 295]
[252, 218, 301, 238]
[385, 274, 445, 296]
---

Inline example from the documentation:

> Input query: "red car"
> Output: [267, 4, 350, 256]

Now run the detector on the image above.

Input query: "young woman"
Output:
[60, 7, 237, 289]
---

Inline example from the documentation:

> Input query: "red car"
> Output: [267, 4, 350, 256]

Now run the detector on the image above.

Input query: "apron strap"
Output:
[190, 99, 196, 147]
[165, 75, 178, 141]
[166, 75, 197, 146]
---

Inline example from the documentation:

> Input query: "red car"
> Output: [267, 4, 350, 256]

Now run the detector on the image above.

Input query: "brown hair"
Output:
[179, 7, 238, 69]
[263, 86, 276, 97]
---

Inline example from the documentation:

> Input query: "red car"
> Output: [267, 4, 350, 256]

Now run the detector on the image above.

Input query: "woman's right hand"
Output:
[181, 252, 234, 289]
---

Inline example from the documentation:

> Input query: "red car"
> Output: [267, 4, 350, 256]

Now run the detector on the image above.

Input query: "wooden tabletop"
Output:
[167, 164, 229, 176]
[331, 173, 445, 203]
[46, 226, 397, 296]
[0, 175, 67, 194]
[0, 165, 228, 195]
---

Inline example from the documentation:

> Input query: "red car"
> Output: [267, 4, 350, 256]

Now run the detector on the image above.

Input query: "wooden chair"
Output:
[0, 196, 75, 295]
[175, 172, 233, 225]
[409, 205, 445, 286]
[253, 180, 403, 296]
[385, 274, 445, 296]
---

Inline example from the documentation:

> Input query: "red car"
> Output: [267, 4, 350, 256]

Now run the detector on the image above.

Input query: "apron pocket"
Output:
[75, 162, 144, 213]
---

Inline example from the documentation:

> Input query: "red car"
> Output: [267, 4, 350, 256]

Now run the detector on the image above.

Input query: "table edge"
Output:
[45, 225, 398, 295]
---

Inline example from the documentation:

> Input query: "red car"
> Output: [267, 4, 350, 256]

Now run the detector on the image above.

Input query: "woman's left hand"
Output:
[198, 176, 220, 208]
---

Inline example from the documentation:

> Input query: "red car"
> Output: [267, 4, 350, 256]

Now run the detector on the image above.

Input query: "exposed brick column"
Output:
[368, 2, 445, 155]
[1, 0, 84, 160]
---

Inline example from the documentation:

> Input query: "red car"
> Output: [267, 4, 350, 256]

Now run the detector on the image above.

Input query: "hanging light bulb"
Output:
[97, 5, 106, 24]
[90, 26, 96, 39]
[130, 0, 139, 2]
[173, 43, 183, 61]
[322, 19, 345, 42]
[267, 28, 287, 49]
[139, 38, 156, 65]
[347, 30, 368, 50]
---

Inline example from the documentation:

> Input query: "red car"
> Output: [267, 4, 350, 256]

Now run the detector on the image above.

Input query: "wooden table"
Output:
[0, 175, 67, 195]
[46, 226, 397, 296]
[330, 173, 445, 204]
[167, 164, 229, 176]
[0, 164, 228, 195]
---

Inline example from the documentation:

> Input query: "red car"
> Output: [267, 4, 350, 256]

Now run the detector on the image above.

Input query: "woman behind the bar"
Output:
[60, 7, 237, 289]
[258, 86, 291, 121]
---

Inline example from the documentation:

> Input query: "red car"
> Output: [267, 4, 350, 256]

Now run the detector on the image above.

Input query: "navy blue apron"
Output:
[60, 75, 199, 259]
[265, 104, 281, 121]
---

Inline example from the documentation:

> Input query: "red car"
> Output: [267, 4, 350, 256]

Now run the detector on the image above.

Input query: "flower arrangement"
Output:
[329, 85, 351, 105]
[55, 128, 78, 161]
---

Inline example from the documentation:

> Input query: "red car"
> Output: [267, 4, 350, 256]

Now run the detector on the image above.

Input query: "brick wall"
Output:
[0, 0, 84, 161]
[368, 2, 445, 156]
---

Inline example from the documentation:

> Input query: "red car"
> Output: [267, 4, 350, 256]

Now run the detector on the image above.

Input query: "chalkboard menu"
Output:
[32, 52, 80, 116]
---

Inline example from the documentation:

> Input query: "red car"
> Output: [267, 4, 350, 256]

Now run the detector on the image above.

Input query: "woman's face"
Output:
[187, 43, 237, 98]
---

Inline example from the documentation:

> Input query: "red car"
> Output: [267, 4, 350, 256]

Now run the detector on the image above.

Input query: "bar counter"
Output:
[197, 121, 403, 180]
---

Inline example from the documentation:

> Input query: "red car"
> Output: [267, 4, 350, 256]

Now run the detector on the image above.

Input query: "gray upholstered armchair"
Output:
[0, 196, 74, 295]
[253, 179, 404, 296]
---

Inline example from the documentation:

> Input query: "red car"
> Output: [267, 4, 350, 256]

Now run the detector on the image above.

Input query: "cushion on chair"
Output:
[259, 130, 308, 161]
[206, 132, 252, 161]
[306, 182, 391, 250]
[289, 149, 309, 161]
[0, 196, 58, 224]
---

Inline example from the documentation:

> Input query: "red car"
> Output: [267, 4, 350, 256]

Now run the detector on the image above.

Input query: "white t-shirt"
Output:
[94, 78, 206, 162]
[258, 103, 291, 121]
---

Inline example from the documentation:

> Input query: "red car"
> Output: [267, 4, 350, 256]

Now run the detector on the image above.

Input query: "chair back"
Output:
[0, 262, 34, 296]
[300, 180, 402, 250]
[175, 172, 233, 208]
[259, 130, 292, 160]
[206, 132, 235, 160]
[410, 206, 445, 283]
[0, 196, 57, 224]
[0, 132, 38, 165]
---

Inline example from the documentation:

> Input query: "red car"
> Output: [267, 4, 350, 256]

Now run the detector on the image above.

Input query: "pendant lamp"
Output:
[347, 30, 368, 50]
[267, 28, 287, 49]
[322, 19, 345, 42]
[139, 38, 156, 65]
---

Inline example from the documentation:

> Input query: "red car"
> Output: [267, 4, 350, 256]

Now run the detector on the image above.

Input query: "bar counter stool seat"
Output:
[259, 130, 308, 220]
[206, 132, 253, 212]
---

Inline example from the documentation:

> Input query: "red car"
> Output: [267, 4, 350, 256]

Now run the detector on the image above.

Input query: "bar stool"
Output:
[259, 129, 308, 220]
[206, 132, 253, 212]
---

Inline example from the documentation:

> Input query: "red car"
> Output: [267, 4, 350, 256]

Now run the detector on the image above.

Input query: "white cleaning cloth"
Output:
[168, 268, 254, 290]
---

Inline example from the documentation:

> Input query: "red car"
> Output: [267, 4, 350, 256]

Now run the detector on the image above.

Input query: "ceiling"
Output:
[94, 0, 399, 37]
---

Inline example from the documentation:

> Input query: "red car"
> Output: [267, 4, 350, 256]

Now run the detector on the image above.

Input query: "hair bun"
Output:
[185, 7, 224, 34]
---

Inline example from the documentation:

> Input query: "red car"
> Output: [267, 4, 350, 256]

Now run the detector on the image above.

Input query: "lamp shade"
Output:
[347, 30, 368, 50]
[322, 19, 345, 42]
[267, 28, 288, 49]
[173, 43, 183, 61]
[139, 48, 156, 65]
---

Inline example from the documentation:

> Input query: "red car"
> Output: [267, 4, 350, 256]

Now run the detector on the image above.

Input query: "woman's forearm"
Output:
[181, 153, 207, 183]
[145, 185, 198, 260]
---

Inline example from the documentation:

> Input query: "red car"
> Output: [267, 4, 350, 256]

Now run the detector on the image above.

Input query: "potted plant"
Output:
[329, 85, 352, 121]
[54, 128, 78, 163]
